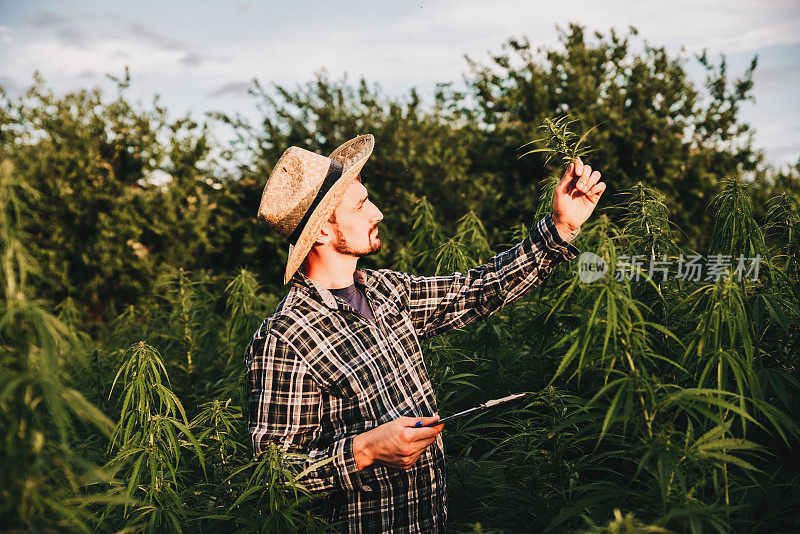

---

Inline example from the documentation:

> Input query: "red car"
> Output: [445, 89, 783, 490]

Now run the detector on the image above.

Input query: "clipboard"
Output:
[414, 392, 531, 427]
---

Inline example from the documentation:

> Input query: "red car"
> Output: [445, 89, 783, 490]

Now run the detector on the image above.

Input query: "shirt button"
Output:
[362, 484, 372, 492]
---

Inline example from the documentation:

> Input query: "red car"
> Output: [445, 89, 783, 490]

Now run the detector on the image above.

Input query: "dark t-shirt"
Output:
[329, 283, 375, 323]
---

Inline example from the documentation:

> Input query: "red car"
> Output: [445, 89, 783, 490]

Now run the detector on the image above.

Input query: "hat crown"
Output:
[258, 147, 333, 239]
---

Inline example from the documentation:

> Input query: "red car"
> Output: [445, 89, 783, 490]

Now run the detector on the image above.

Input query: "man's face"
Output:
[326, 176, 384, 257]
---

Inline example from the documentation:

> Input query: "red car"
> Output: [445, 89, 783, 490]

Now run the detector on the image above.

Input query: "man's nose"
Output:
[373, 204, 384, 223]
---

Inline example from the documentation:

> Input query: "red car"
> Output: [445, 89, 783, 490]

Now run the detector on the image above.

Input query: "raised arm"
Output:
[387, 211, 580, 340]
[386, 157, 605, 340]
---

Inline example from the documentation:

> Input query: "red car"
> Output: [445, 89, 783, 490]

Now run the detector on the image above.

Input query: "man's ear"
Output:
[314, 220, 335, 246]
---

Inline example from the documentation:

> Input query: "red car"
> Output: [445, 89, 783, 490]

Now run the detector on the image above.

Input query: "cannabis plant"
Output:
[0, 160, 115, 531]
[103, 341, 205, 532]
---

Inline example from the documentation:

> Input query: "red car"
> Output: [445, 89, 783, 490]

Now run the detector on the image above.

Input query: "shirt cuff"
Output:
[538, 213, 581, 260]
[332, 435, 363, 492]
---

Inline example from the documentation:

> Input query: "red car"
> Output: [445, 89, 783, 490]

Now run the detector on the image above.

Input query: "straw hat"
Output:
[258, 134, 375, 284]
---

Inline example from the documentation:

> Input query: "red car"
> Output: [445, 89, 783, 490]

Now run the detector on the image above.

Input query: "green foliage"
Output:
[0, 72, 219, 329]
[103, 341, 205, 532]
[619, 182, 683, 259]
[394, 196, 446, 273]
[578, 508, 674, 533]
[216, 444, 336, 534]
[707, 176, 769, 261]
[519, 115, 598, 166]
[764, 190, 800, 300]
[0, 160, 116, 531]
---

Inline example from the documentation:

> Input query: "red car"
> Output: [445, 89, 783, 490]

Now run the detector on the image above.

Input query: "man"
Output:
[246, 134, 605, 533]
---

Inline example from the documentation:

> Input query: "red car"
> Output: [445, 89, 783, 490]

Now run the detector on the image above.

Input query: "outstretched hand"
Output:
[552, 157, 606, 235]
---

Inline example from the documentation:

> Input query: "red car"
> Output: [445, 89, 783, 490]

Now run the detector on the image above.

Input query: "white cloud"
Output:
[7, 1, 795, 94]
[379, 0, 800, 55]
[5, 38, 187, 78]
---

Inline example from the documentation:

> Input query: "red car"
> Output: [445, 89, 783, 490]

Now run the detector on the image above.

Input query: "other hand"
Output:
[353, 415, 444, 471]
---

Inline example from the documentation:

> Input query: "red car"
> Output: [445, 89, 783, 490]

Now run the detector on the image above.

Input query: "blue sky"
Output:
[1, 0, 798, 168]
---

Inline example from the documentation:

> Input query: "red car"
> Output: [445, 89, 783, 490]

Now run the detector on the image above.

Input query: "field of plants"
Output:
[1, 24, 799, 533]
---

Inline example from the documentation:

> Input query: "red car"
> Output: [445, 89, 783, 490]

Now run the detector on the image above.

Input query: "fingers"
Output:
[558, 162, 577, 192]
[378, 434, 438, 471]
[580, 170, 601, 194]
[411, 423, 443, 441]
[577, 164, 592, 190]
[408, 414, 444, 440]
[588, 181, 607, 201]
[561, 158, 597, 195]
[404, 436, 438, 468]
[404, 415, 440, 427]
[574, 157, 584, 176]
[414, 434, 439, 451]
[408, 446, 428, 465]
[570, 158, 603, 195]
[398, 415, 443, 442]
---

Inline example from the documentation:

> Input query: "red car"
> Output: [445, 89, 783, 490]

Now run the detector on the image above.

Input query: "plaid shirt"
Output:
[245, 212, 580, 533]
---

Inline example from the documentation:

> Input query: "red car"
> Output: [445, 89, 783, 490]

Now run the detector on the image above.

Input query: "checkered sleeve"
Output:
[389, 212, 580, 340]
[246, 328, 362, 493]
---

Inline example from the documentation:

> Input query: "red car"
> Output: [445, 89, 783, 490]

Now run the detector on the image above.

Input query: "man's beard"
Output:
[332, 225, 382, 257]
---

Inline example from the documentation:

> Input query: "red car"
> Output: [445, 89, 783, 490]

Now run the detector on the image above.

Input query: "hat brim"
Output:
[284, 134, 374, 284]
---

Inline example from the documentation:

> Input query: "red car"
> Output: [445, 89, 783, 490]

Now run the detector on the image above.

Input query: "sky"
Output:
[1, 0, 798, 168]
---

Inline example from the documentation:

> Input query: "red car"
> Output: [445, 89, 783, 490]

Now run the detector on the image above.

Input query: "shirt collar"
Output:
[290, 267, 376, 311]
